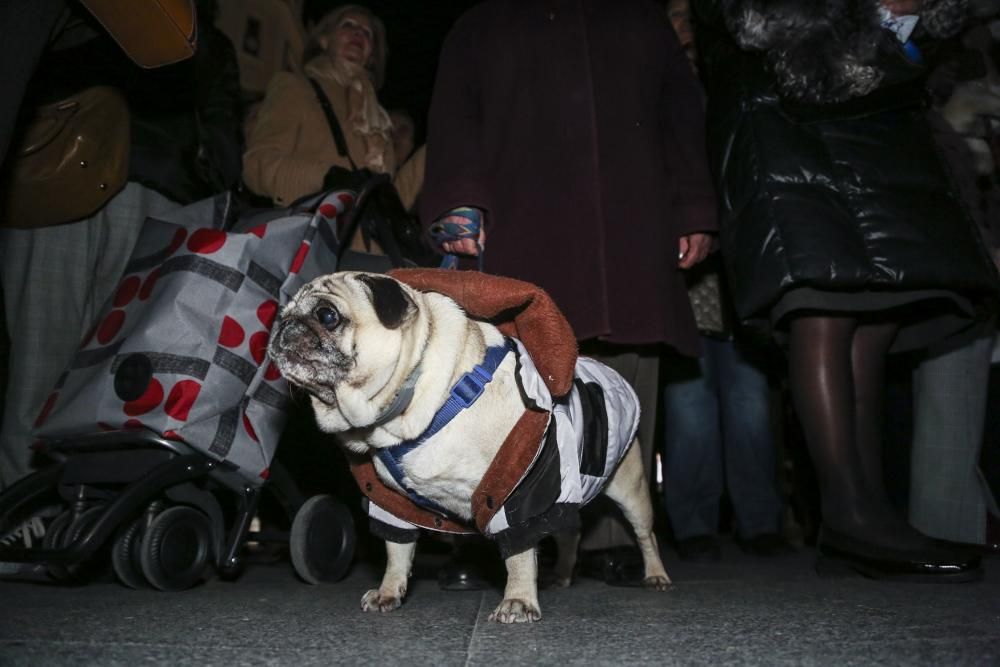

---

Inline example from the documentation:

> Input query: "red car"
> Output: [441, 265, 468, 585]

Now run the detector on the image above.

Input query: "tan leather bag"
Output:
[0, 86, 130, 229]
[79, 0, 197, 69]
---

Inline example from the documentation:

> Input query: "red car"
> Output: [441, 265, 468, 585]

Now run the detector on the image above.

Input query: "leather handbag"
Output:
[308, 79, 437, 270]
[686, 270, 726, 336]
[0, 86, 130, 229]
[79, 0, 197, 69]
[684, 257, 731, 337]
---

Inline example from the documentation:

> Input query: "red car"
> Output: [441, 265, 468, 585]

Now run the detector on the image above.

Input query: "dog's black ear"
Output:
[357, 274, 414, 330]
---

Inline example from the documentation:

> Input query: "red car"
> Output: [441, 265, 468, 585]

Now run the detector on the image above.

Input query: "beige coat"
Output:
[394, 144, 425, 212]
[244, 72, 414, 207]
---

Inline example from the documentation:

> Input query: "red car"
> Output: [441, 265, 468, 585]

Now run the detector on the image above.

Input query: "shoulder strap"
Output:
[307, 78, 359, 171]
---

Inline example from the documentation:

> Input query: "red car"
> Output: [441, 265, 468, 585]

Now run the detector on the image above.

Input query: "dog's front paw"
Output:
[643, 575, 671, 592]
[361, 587, 405, 613]
[489, 598, 541, 624]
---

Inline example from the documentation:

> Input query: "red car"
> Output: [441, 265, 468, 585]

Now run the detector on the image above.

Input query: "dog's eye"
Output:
[314, 306, 340, 331]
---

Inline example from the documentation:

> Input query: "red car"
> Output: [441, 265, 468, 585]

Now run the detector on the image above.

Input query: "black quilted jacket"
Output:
[693, 0, 998, 322]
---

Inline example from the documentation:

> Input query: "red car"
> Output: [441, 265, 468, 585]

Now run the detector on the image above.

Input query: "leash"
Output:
[428, 207, 485, 271]
[374, 205, 491, 517]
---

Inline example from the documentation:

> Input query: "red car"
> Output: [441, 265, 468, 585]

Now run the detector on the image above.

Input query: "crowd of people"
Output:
[1, 0, 999, 587]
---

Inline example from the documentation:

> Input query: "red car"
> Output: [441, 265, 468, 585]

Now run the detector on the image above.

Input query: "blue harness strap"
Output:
[901, 39, 923, 65]
[375, 339, 514, 517]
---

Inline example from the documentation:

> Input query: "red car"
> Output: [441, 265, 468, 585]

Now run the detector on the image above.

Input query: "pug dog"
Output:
[268, 270, 670, 623]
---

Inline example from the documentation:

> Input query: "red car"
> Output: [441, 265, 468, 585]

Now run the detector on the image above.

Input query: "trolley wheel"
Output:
[45, 506, 104, 582]
[289, 495, 355, 584]
[59, 506, 106, 548]
[41, 510, 73, 551]
[139, 506, 213, 591]
[112, 517, 148, 589]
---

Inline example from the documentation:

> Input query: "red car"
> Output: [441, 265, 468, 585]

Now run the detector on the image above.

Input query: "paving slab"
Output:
[0, 546, 996, 666]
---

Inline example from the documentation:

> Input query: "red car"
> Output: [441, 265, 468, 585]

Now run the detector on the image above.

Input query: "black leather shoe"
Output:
[816, 526, 983, 583]
[438, 562, 490, 591]
[739, 533, 795, 557]
[437, 542, 496, 591]
[577, 546, 646, 586]
[675, 535, 722, 563]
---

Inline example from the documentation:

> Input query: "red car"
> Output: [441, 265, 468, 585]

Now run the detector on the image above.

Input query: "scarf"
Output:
[304, 55, 394, 173]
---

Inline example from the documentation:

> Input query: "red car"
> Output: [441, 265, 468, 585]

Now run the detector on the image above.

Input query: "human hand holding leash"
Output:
[440, 228, 485, 256]
[429, 207, 486, 270]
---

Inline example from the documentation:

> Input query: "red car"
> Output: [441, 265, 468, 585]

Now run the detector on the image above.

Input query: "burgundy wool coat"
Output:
[420, 0, 718, 356]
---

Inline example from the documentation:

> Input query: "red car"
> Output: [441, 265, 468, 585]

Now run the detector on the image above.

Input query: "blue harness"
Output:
[375, 339, 514, 517]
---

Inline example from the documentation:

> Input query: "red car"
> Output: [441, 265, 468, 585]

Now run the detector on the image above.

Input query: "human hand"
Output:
[881, 0, 923, 15]
[434, 209, 486, 256]
[678, 233, 712, 269]
[441, 229, 485, 256]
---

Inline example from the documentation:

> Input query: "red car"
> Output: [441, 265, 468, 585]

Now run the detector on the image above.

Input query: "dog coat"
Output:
[361, 337, 640, 558]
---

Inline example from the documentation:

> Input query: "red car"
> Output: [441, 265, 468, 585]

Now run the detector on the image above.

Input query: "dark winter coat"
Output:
[692, 0, 998, 321]
[420, 0, 718, 355]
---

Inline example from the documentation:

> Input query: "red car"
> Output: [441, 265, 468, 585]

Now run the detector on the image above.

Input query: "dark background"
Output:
[302, 0, 482, 141]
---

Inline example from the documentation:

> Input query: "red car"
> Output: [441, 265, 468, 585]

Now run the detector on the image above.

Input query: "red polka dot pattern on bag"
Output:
[257, 300, 278, 328]
[97, 310, 126, 344]
[264, 363, 282, 382]
[113, 276, 141, 308]
[290, 241, 309, 274]
[167, 228, 188, 255]
[187, 228, 227, 254]
[47, 215, 315, 465]
[164, 380, 201, 422]
[123, 378, 164, 416]
[218, 316, 246, 348]
[249, 331, 269, 365]
[318, 203, 338, 219]
[139, 268, 160, 301]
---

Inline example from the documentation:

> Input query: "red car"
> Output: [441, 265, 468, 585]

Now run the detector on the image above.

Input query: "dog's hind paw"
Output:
[361, 588, 403, 613]
[489, 598, 541, 624]
[643, 575, 671, 592]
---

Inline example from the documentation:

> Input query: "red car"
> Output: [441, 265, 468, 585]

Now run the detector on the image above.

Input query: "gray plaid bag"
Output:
[33, 190, 354, 485]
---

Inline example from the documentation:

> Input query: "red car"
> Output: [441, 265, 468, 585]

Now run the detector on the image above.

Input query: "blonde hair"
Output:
[304, 4, 388, 89]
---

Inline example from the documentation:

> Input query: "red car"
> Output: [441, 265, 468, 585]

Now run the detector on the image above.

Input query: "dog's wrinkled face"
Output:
[268, 272, 415, 416]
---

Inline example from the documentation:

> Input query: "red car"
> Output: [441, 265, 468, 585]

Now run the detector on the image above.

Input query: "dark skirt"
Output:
[769, 287, 977, 352]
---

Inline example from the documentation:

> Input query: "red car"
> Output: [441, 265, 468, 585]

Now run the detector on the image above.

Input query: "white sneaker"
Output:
[0, 506, 62, 576]
[0, 506, 61, 549]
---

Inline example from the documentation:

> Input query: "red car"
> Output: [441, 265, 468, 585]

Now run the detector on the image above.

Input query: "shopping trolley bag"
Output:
[33, 190, 356, 484]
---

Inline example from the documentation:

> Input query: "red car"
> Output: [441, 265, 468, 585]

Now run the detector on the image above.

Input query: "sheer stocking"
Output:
[788, 314, 934, 551]
[851, 321, 898, 506]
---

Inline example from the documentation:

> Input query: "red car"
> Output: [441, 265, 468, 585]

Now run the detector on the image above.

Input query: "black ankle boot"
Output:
[437, 540, 498, 591]
[815, 526, 983, 583]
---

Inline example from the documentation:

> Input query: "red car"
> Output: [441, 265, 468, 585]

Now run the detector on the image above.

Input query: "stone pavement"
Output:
[0, 542, 997, 666]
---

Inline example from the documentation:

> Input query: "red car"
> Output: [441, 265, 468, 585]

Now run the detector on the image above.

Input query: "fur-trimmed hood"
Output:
[717, 0, 970, 102]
